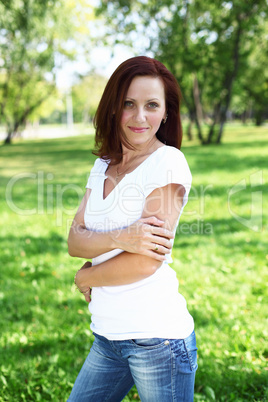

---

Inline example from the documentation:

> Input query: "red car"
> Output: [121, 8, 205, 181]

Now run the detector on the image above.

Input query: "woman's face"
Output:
[120, 76, 167, 147]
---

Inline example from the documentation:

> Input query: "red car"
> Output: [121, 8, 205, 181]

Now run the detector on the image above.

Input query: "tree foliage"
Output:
[236, 20, 268, 126]
[96, 0, 268, 143]
[71, 74, 107, 123]
[0, 0, 93, 143]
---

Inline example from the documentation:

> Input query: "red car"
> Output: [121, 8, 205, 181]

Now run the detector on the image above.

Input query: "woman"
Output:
[68, 56, 197, 402]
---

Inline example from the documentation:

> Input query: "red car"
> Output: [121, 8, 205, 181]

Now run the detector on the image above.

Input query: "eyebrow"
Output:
[126, 97, 161, 102]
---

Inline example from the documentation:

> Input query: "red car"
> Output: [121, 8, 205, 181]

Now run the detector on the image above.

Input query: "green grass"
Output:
[0, 124, 267, 401]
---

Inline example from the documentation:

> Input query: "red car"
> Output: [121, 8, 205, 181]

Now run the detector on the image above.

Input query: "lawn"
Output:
[0, 124, 267, 401]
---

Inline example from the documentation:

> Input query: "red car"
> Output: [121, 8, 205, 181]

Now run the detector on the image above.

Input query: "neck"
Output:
[121, 137, 159, 164]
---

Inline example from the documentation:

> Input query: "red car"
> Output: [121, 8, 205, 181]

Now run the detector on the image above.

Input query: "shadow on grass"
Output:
[0, 134, 267, 401]
[0, 136, 96, 160]
[1, 136, 267, 174]
[195, 364, 267, 401]
[189, 151, 267, 174]
[2, 317, 267, 401]
[2, 327, 93, 360]
[0, 232, 66, 260]
[175, 215, 265, 248]
[181, 139, 267, 179]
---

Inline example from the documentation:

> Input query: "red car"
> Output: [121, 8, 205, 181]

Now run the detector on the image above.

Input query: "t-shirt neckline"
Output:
[102, 145, 166, 201]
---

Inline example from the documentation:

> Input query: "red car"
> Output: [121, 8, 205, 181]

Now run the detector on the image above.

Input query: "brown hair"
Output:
[93, 56, 183, 163]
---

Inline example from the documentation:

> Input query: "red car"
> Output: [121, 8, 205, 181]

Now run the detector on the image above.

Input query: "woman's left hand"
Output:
[74, 261, 92, 302]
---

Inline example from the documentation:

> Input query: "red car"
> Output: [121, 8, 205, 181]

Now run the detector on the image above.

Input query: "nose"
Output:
[134, 107, 146, 123]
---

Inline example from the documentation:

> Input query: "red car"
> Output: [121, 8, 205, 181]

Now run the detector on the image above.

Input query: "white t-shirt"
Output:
[84, 145, 194, 340]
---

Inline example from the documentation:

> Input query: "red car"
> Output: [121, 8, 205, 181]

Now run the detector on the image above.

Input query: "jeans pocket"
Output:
[130, 338, 168, 349]
[169, 331, 198, 373]
[183, 331, 198, 372]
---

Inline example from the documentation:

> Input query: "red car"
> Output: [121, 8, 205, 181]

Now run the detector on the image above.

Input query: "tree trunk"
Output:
[187, 118, 193, 141]
[193, 74, 203, 122]
[216, 120, 225, 144]
[3, 120, 21, 144]
[195, 115, 204, 142]
[206, 121, 216, 144]
[241, 111, 247, 125]
[2, 87, 55, 145]
[255, 110, 263, 126]
[216, 23, 242, 144]
[206, 103, 220, 144]
[4, 130, 12, 144]
[192, 74, 204, 143]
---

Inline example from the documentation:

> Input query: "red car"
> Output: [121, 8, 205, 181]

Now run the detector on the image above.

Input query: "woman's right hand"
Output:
[113, 216, 174, 262]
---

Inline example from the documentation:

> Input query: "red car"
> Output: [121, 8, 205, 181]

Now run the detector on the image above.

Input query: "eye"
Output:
[124, 100, 134, 108]
[147, 102, 159, 109]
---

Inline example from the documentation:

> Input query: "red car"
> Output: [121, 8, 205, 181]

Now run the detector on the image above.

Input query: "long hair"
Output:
[93, 56, 183, 164]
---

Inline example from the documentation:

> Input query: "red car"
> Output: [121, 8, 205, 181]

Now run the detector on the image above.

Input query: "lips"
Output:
[128, 126, 149, 133]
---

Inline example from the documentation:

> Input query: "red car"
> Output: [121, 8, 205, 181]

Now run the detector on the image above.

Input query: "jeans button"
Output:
[164, 340, 169, 345]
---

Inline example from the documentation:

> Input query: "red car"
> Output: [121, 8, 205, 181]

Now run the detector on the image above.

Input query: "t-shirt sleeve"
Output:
[85, 158, 105, 189]
[142, 147, 192, 206]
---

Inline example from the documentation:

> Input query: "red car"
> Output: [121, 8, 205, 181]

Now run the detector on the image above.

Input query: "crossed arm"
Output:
[68, 183, 185, 296]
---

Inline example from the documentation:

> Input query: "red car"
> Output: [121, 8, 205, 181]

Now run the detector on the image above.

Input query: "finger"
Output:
[85, 294, 91, 303]
[139, 221, 173, 237]
[84, 289, 91, 303]
[150, 226, 174, 239]
[141, 224, 173, 240]
[152, 244, 172, 255]
[84, 294, 90, 302]
[150, 236, 173, 249]
[140, 216, 165, 227]
[143, 250, 167, 262]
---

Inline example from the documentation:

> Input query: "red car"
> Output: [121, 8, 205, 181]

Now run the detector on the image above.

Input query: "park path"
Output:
[0, 123, 93, 141]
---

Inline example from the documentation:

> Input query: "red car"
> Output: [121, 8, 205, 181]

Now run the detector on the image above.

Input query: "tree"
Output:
[197, 0, 268, 143]
[71, 74, 107, 123]
[95, 0, 268, 144]
[0, 0, 93, 144]
[237, 20, 268, 126]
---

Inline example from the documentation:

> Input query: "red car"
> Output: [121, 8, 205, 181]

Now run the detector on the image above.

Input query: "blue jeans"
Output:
[68, 330, 198, 402]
